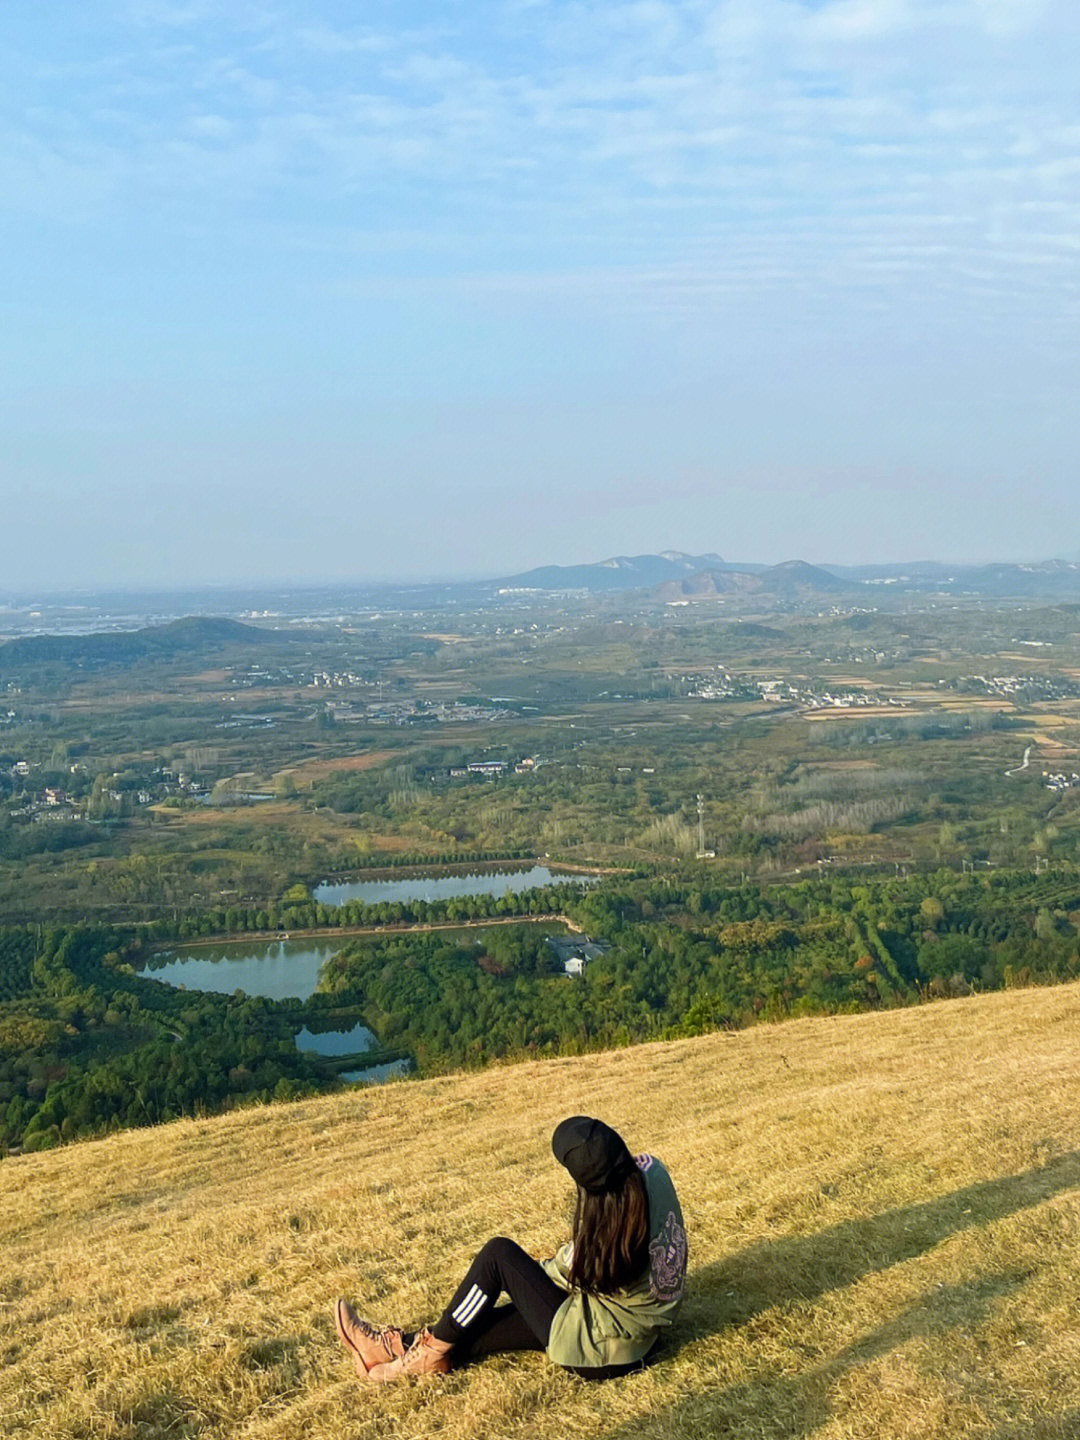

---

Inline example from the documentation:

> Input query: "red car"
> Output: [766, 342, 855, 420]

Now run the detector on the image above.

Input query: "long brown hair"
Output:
[568, 1166, 650, 1295]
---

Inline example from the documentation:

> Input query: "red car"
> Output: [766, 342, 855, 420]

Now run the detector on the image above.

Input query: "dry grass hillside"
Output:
[5, 984, 1080, 1440]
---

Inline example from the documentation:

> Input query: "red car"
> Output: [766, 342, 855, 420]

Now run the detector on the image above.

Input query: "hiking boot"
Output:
[334, 1298, 406, 1375]
[364, 1327, 453, 1383]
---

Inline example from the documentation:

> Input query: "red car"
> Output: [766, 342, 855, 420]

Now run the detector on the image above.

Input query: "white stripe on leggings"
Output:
[451, 1284, 482, 1322]
[451, 1284, 484, 1326]
[451, 1284, 488, 1327]
[454, 1285, 488, 1327]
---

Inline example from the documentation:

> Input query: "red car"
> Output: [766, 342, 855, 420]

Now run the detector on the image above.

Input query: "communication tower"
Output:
[696, 794, 714, 858]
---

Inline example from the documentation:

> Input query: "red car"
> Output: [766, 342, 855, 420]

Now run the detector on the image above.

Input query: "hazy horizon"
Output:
[4, 548, 1080, 610]
[5, 3, 1079, 591]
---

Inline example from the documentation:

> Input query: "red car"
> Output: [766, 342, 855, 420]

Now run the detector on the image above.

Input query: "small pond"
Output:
[294, 1022, 376, 1056]
[295, 1021, 412, 1085]
[342, 1058, 413, 1085]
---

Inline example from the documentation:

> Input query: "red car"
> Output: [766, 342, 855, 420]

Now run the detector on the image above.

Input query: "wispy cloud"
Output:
[7, 0, 1078, 267]
[3, 0, 1079, 587]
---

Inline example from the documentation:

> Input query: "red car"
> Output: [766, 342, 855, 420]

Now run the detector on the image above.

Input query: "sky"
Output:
[3, 0, 1079, 591]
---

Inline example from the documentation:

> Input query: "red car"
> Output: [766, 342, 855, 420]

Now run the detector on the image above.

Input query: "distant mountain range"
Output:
[495, 550, 729, 593]
[490, 553, 1080, 602]
[3, 559, 1078, 653]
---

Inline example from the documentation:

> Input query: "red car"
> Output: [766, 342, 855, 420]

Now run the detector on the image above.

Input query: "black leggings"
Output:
[429, 1236, 647, 1380]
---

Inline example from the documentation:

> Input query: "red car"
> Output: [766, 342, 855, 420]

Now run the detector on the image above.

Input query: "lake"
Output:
[313, 864, 597, 907]
[139, 863, 596, 1083]
[139, 948, 411, 1084]
[141, 937, 349, 1002]
[140, 863, 594, 1000]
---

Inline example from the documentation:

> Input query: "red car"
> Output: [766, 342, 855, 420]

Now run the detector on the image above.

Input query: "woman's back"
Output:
[543, 1153, 687, 1370]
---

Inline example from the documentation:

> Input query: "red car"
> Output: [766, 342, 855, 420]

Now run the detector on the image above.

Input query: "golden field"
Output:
[4, 984, 1080, 1439]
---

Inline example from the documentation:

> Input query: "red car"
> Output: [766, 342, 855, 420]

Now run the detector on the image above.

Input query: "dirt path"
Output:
[160, 912, 583, 952]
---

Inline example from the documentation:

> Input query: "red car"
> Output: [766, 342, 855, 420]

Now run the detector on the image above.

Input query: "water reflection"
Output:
[140, 943, 413, 1088]
[313, 864, 596, 907]
[342, 1058, 413, 1085]
[294, 1022, 376, 1056]
[141, 937, 348, 1001]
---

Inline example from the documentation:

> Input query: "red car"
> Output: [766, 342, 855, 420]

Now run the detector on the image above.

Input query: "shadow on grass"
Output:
[608, 1270, 1030, 1440]
[986, 1410, 1080, 1440]
[673, 1151, 1080, 1346]
[592, 1154, 1080, 1439]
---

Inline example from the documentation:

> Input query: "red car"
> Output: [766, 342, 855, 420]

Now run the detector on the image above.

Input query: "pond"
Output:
[139, 946, 412, 1085]
[312, 864, 597, 907]
[341, 1058, 412, 1085]
[140, 937, 349, 1002]
[295, 1021, 413, 1085]
[294, 1021, 376, 1056]
[138, 867, 598, 1085]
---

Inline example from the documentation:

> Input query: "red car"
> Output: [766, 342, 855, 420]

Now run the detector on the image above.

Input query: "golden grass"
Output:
[802, 707, 916, 721]
[5, 985, 1080, 1439]
[1031, 735, 1074, 753]
[273, 751, 394, 788]
[147, 801, 297, 826]
[142, 802, 397, 850]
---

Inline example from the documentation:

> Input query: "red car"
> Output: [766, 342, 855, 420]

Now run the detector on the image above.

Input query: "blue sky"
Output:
[4, 1, 1079, 589]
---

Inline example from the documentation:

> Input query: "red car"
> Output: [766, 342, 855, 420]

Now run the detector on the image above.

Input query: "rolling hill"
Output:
[4, 984, 1080, 1439]
[0, 616, 278, 672]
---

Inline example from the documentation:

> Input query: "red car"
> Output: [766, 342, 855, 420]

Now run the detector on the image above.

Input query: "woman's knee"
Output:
[478, 1235, 521, 1264]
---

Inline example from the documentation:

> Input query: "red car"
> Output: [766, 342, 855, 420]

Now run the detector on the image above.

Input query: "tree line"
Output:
[3, 863, 1079, 1156]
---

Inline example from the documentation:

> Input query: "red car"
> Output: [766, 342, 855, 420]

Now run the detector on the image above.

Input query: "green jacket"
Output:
[542, 1154, 687, 1369]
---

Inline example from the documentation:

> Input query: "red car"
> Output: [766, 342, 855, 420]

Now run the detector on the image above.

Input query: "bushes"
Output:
[0, 926, 326, 1152]
[0, 929, 35, 1001]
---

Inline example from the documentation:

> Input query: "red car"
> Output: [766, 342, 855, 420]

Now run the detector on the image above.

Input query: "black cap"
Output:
[552, 1116, 635, 1194]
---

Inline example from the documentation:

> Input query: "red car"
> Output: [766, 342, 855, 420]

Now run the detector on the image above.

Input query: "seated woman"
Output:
[334, 1115, 687, 1382]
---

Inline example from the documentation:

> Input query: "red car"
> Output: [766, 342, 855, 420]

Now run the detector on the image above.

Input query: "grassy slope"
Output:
[4, 985, 1080, 1440]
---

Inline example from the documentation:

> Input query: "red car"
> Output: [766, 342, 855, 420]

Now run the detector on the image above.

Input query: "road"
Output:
[1005, 745, 1032, 777]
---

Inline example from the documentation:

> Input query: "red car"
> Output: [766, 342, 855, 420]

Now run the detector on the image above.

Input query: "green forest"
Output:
[3, 590, 1080, 1155]
[3, 861, 1079, 1153]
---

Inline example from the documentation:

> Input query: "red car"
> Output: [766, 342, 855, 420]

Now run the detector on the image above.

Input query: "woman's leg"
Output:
[454, 1303, 543, 1360]
[429, 1237, 564, 1353]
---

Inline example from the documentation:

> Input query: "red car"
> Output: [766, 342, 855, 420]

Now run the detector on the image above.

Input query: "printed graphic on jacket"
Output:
[648, 1211, 688, 1303]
